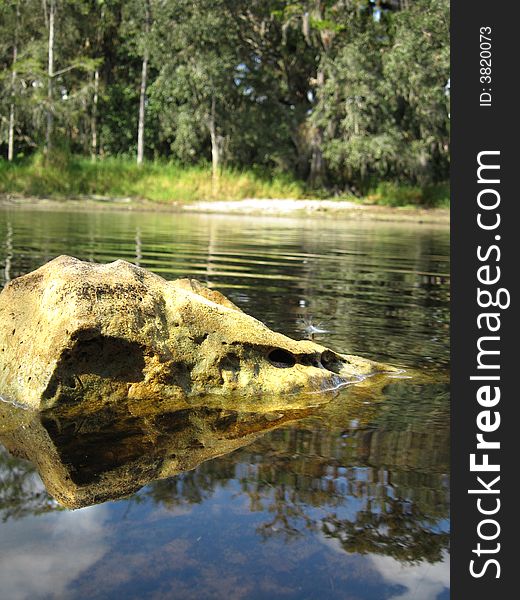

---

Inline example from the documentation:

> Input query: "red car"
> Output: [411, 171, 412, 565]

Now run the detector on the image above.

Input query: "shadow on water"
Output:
[0, 208, 449, 599]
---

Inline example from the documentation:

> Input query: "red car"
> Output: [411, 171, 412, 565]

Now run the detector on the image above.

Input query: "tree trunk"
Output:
[137, 53, 148, 165]
[8, 3, 20, 162]
[91, 69, 99, 161]
[309, 129, 325, 187]
[8, 102, 16, 162]
[137, 0, 151, 166]
[309, 68, 326, 187]
[45, 0, 56, 160]
[209, 95, 220, 194]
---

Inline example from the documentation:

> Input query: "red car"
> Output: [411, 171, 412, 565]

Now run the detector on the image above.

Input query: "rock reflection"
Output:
[0, 380, 449, 565]
[0, 395, 320, 509]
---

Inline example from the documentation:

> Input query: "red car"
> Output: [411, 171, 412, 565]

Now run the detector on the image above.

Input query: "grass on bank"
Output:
[0, 154, 305, 203]
[0, 154, 449, 208]
[364, 182, 450, 208]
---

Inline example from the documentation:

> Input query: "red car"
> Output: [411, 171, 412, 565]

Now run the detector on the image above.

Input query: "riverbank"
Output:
[0, 155, 449, 207]
[183, 198, 450, 223]
[0, 194, 449, 225]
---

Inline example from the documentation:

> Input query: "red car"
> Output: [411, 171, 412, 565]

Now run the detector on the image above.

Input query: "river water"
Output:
[0, 207, 450, 600]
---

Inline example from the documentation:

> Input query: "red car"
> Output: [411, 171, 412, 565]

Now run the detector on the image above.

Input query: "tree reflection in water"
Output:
[0, 380, 449, 565]
[0, 447, 61, 521]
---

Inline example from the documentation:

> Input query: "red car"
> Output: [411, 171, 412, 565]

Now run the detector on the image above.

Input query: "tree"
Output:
[0, 0, 450, 193]
[0, 0, 39, 160]
[119, 0, 158, 164]
[44, 0, 56, 158]
[272, 0, 346, 186]
[137, 0, 151, 165]
[382, 0, 450, 183]
[150, 0, 242, 188]
[224, 0, 317, 178]
[7, 1, 20, 161]
[0, 0, 99, 161]
[317, 0, 449, 190]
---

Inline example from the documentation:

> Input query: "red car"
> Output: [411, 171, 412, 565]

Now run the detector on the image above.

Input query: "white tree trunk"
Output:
[137, 0, 151, 166]
[309, 68, 326, 187]
[8, 105, 16, 162]
[209, 95, 220, 192]
[45, 0, 55, 159]
[8, 2, 20, 161]
[137, 53, 148, 165]
[91, 69, 99, 161]
[8, 72, 17, 163]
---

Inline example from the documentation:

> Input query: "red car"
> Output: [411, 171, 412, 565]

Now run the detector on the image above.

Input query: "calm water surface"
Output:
[0, 208, 450, 600]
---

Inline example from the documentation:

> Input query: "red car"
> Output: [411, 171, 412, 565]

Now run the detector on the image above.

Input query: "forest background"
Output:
[0, 0, 450, 207]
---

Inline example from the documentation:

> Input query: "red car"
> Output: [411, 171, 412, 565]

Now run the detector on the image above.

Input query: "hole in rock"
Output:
[320, 350, 345, 374]
[300, 354, 323, 368]
[268, 348, 296, 368]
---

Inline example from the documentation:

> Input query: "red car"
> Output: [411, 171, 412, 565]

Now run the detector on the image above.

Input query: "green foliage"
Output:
[0, 0, 450, 202]
[317, 0, 449, 190]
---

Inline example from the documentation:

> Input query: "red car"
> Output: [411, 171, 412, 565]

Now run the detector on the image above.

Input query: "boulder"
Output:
[0, 256, 397, 410]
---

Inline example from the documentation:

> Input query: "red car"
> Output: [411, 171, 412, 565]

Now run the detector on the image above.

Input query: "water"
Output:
[0, 207, 450, 600]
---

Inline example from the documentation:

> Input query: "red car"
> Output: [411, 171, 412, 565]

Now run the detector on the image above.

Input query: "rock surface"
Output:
[0, 256, 397, 410]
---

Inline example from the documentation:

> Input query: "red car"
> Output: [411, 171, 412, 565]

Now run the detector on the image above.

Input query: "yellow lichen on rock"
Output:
[0, 256, 397, 410]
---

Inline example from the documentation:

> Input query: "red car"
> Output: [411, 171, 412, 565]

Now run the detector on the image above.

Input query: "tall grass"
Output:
[0, 154, 305, 202]
[365, 182, 450, 208]
[0, 153, 449, 207]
